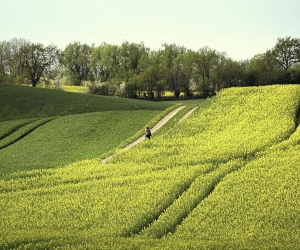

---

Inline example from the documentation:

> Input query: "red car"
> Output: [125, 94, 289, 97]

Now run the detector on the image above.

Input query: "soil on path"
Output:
[101, 105, 198, 163]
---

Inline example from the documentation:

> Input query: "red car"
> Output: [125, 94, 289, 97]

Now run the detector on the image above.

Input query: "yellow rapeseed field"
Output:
[1, 84, 300, 249]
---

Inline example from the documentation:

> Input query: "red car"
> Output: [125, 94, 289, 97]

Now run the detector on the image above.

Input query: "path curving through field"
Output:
[101, 106, 198, 163]
[179, 106, 198, 122]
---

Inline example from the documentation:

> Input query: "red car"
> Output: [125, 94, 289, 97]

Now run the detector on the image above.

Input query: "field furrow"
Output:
[0, 119, 37, 140]
[0, 118, 54, 150]
[138, 159, 244, 239]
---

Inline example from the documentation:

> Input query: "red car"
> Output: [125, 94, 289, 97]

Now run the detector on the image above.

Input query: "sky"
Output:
[1, 0, 300, 61]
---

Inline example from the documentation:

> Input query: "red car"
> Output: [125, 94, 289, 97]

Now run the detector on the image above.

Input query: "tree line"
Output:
[0, 37, 300, 99]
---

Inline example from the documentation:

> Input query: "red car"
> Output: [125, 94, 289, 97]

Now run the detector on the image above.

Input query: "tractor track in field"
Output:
[130, 161, 243, 239]
[101, 105, 198, 163]
[0, 118, 54, 150]
[0, 120, 35, 141]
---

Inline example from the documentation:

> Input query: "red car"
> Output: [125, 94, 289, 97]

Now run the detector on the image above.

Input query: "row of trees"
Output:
[1, 37, 300, 98]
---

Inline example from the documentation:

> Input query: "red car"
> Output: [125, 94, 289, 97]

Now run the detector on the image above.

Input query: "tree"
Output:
[272, 36, 300, 71]
[182, 50, 198, 96]
[287, 63, 300, 84]
[60, 42, 93, 85]
[161, 44, 189, 98]
[161, 43, 181, 69]
[247, 51, 280, 85]
[194, 47, 221, 94]
[19, 43, 60, 87]
[0, 38, 30, 84]
[123, 77, 139, 98]
[118, 41, 148, 81]
[90, 43, 120, 82]
[135, 64, 164, 99]
[0, 41, 9, 80]
[168, 51, 186, 98]
[213, 57, 247, 89]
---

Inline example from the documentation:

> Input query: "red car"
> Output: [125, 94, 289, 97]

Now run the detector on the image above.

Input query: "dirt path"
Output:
[179, 106, 198, 122]
[101, 105, 198, 163]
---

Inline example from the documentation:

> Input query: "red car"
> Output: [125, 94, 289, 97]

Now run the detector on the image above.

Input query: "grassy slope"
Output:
[0, 84, 195, 176]
[1, 84, 300, 249]
[0, 111, 162, 175]
[0, 83, 172, 121]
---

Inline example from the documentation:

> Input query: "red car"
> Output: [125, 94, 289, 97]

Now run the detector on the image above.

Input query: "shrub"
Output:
[88, 80, 118, 96]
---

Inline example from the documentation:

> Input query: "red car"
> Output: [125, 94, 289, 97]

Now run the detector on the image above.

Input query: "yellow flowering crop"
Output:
[1, 84, 300, 249]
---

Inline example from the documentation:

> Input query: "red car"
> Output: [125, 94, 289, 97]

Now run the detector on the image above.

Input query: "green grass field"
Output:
[1, 83, 300, 249]
[0, 84, 173, 121]
[0, 84, 192, 176]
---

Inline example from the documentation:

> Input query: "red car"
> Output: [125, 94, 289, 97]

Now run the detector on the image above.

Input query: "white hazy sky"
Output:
[1, 0, 299, 61]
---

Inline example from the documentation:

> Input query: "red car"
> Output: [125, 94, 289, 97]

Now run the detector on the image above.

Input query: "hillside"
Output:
[0, 84, 197, 175]
[1, 84, 300, 249]
[0, 84, 173, 121]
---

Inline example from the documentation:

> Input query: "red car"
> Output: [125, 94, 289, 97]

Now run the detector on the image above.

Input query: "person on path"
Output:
[145, 127, 152, 140]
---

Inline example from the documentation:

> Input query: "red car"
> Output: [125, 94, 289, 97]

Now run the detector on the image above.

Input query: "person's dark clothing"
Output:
[145, 128, 151, 139]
